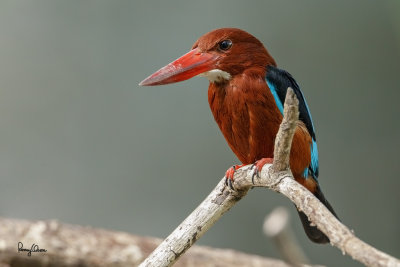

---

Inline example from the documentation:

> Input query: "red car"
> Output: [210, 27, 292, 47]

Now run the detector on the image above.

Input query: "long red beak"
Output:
[139, 49, 218, 86]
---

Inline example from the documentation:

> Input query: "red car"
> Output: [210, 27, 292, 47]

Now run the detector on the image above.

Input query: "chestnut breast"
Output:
[207, 73, 312, 177]
[208, 73, 281, 163]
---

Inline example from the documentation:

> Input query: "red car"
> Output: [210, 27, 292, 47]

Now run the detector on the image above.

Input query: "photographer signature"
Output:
[17, 242, 47, 256]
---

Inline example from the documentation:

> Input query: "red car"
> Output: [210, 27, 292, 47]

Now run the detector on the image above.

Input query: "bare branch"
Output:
[139, 179, 251, 266]
[272, 87, 299, 172]
[264, 207, 310, 266]
[0, 89, 395, 267]
[140, 88, 400, 267]
[0, 217, 309, 267]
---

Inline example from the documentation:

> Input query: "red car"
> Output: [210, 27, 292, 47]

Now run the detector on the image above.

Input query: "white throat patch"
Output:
[199, 69, 231, 83]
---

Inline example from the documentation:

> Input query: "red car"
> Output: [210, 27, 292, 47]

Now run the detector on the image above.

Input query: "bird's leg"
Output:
[224, 164, 246, 190]
[251, 158, 273, 184]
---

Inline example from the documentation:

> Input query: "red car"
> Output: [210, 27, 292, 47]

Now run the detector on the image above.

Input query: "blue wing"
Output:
[266, 65, 319, 180]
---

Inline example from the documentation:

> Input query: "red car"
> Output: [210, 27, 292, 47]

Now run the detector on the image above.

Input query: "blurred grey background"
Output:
[1, 0, 399, 266]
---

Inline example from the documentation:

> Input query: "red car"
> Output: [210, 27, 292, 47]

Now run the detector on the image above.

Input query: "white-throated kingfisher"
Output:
[140, 28, 338, 244]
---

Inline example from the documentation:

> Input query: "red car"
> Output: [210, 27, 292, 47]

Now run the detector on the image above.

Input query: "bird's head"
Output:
[139, 28, 276, 86]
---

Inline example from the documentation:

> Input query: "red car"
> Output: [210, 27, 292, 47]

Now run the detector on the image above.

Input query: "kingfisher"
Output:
[140, 28, 338, 243]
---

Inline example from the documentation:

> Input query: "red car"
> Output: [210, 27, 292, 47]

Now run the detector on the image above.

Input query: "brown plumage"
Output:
[200, 29, 314, 187]
[140, 27, 338, 243]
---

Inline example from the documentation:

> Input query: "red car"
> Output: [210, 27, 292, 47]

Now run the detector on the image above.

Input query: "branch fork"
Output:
[140, 88, 400, 267]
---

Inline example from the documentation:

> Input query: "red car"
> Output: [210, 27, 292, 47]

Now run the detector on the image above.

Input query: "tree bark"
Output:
[0, 217, 299, 267]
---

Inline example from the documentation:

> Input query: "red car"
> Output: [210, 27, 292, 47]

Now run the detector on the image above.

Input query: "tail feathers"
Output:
[297, 185, 339, 244]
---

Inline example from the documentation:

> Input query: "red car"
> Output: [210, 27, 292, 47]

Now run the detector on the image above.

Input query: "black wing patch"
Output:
[266, 65, 319, 179]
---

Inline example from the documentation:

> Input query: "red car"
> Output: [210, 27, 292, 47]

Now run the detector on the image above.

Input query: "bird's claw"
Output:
[225, 165, 237, 190]
[224, 164, 245, 190]
[251, 169, 259, 184]
[227, 178, 235, 190]
[251, 158, 273, 184]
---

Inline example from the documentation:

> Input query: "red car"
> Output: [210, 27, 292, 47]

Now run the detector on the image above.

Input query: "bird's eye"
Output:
[218, 40, 232, 51]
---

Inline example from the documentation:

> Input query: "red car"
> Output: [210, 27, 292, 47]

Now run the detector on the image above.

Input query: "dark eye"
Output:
[218, 40, 232, 51]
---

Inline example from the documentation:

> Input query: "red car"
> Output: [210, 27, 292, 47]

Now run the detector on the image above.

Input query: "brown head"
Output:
[139, 28, 276, 86]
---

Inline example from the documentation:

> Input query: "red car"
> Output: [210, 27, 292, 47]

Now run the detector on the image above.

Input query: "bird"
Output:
[139, 28, 338, 244]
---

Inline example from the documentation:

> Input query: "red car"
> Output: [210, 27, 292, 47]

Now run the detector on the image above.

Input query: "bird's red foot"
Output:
[251, 158, 273, 184]
[224, 164, 245, 190]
